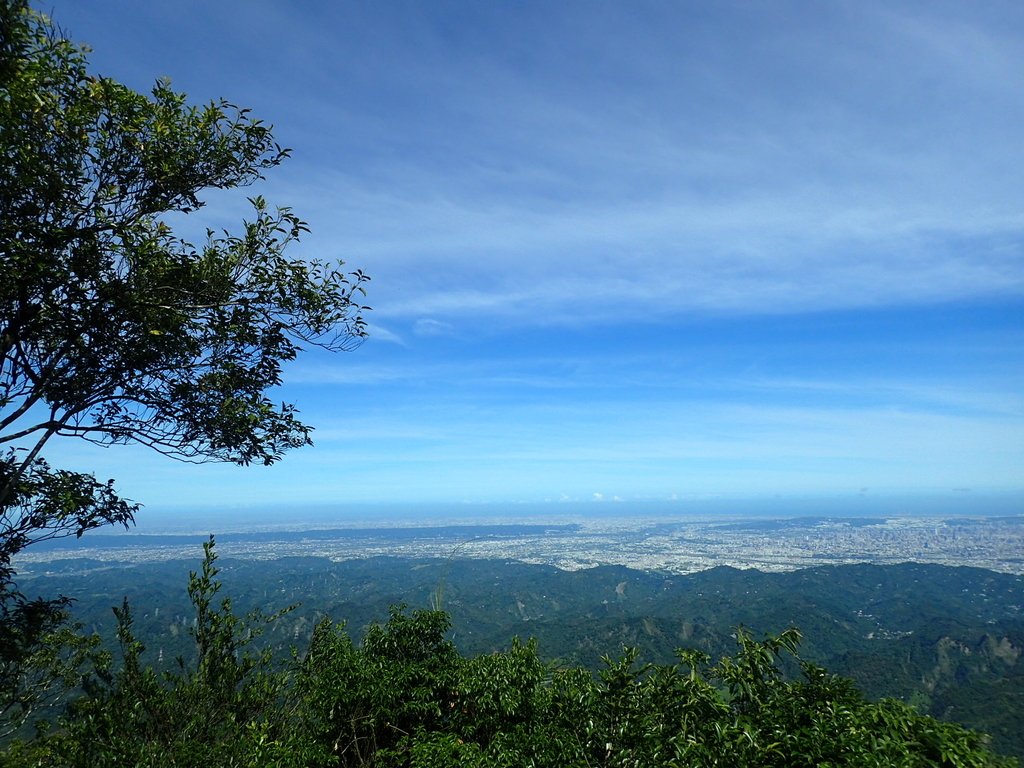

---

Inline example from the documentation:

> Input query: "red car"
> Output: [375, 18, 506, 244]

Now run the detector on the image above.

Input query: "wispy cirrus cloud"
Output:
[44, 1, 1024, 507]
[67, 1, 1024, 332]
[258, 0, 1023, 329]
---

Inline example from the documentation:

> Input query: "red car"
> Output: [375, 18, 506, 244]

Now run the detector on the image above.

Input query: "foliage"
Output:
[11, 538, 315, 767]
[4, 542, 1016, 767]
[21, 554, 1024, 757]
[0, 606, 100, 741]
[0, 0, 366, 725]
[0, 454, 138, 730]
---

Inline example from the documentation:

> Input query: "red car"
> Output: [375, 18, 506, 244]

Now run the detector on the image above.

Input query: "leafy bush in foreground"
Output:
[4, 541, 1016, 767]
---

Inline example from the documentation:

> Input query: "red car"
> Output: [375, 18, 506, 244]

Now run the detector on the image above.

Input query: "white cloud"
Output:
[254, 0, 1024, 330]
[364, 323, 405, 345]
[38, 1, 1024, 509]
[56, 1, 1024, 332]
[413, 318, 455, 337]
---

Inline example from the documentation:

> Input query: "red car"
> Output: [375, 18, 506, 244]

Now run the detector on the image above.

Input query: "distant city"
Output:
[16, 510, 1024, 576]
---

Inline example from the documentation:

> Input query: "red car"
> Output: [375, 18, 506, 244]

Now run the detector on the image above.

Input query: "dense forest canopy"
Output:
[20, 550, 1023, 762]
[4, 540, 1018, 767]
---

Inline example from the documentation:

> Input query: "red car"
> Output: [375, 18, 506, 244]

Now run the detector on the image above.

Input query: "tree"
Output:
[0, 539, 314, 766]
[0, 0, 368, 724]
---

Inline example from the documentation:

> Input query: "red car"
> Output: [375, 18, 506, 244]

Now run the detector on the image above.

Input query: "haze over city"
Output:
[41, 1, 1024, 519]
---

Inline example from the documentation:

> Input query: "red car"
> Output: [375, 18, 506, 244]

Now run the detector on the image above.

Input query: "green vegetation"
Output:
[4, 540, 1016, 766]
[1, 0, 366, 727]
[23, 553, 1023, 760]
[22, 552, 1024, 757]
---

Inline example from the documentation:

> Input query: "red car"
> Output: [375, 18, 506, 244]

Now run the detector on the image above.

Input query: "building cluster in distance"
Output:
[15, 513, 1024, 576]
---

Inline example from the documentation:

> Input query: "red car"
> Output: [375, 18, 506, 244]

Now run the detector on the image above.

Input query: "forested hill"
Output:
[22, 556, 1024, 759]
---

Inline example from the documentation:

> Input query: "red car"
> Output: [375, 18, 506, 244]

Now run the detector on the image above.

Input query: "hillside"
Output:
[21, 555, 1024, 759]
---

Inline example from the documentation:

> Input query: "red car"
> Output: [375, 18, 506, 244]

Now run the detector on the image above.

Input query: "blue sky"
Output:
[40, 1, 1024, 517]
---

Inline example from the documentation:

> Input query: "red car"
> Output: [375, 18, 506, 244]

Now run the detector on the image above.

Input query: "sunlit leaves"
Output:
[1, 0, 369, 477]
